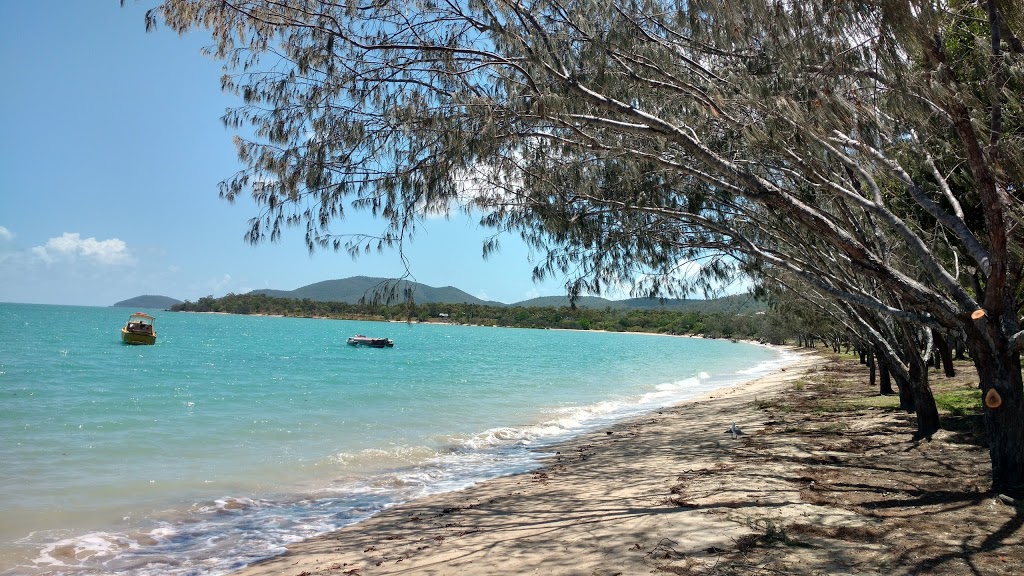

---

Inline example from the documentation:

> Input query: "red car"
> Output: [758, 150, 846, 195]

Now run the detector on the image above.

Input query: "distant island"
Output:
[112, 295, 184, 309]
[248, 276, 506, 307]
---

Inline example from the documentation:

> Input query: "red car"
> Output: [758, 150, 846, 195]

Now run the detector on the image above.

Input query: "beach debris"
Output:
[997, 493, 1021, 507]
[726, 423, 746, 439]
[648, 538, 685, 560]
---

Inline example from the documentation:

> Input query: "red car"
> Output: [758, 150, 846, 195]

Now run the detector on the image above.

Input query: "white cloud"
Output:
[210, 273, 233, 293]
[475, 289, 491, 301]
[0, 225, 14, 242]
[31, 233, 135, 266]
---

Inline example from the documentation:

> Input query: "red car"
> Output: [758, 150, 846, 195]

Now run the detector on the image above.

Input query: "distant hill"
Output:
[243, 276, 764, 312]
[249, 276, 506, 306]
[511, 295, 622, 308]
[112, 295, 183, 309]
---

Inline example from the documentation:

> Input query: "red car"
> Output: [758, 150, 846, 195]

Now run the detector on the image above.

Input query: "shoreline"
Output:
[179, 308, 759, 343]
[232, 348, 820, 575]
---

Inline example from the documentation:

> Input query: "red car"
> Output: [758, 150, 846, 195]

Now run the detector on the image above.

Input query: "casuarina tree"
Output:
[131, 1, 1024, 495]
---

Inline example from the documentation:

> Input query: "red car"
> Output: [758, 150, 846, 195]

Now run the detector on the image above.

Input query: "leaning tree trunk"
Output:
[906, 352, 941, 439]
[891, 348, 916, 411]
[892, 335, 940, 438]
[895, 376, 915, 411]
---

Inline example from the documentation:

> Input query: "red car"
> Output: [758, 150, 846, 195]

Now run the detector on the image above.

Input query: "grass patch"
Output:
[934, 388, 982, 417]
[851, 394, 902, 408]
[754, 399, 793, 413]
[810, 376, 843, 392]
[813, 385, 980, 418]
[814, 401, 865, 413]
[813, 394, 903, 414]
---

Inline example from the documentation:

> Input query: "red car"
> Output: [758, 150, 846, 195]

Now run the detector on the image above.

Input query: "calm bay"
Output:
[0, 303, 790, 575]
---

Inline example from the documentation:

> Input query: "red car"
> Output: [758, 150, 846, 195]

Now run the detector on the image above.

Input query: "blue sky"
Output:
[0, 2, 578, 307]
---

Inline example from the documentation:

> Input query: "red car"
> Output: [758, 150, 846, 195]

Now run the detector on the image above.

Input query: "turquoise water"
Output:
[0, 303, 791, 575]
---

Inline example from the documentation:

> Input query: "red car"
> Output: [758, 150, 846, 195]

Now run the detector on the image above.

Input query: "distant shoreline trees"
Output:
[172, 292, 794, 342]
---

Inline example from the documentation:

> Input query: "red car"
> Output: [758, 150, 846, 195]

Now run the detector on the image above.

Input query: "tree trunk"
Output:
[894, 369, 916, 412]
[970, 339, 1024, 498]
[955, 337, 967, 360]
[934, 333, 956, 377]
[907, 352, 941, 438]
[891, 338, 941, 437]
[868, 350, 877, 391]
[877, 352, 895, 396]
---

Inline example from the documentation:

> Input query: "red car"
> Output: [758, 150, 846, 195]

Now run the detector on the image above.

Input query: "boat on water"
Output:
[121, 312, 157, 345]
[346, 334, 394, 348]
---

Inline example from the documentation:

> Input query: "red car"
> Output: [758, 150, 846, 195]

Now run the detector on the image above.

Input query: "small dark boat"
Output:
[346, 334, 394, 348]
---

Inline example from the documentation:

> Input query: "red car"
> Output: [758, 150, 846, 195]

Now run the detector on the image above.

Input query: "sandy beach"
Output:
[233, 350, 1023, 576]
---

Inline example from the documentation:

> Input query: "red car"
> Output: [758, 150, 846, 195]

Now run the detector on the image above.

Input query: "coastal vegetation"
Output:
[172, 292, 784, 341]
[137, 1, 1024, 495]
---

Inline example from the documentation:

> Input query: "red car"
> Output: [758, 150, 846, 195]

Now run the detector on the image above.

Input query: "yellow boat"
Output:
[121, 312, 157, 345]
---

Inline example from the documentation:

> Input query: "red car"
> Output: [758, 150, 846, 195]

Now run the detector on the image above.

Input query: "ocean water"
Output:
[0, 303, 792, 575]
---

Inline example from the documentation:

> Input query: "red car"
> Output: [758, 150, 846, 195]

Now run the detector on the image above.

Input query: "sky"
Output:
[0, 2, 582, 307]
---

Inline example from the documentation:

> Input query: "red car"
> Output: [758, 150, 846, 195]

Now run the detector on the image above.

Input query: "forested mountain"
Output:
[249, 276, 505, 306]
[513, 295, 620, 308]
[112, 295, 183, 309]
[244, 276, 763, 311]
